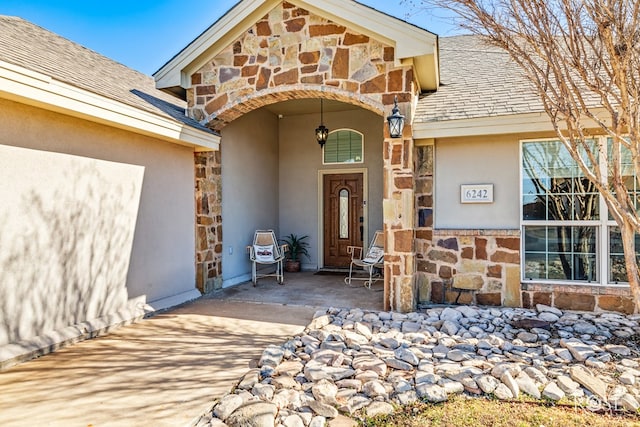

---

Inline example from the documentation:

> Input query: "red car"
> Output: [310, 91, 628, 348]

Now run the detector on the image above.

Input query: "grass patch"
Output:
[360, 395, 640, 427]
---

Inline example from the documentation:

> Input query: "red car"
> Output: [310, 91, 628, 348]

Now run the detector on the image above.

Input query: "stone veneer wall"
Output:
[414, 144, 434, 306]
[383, 126, 417, 312]
[422, 230, 522, 307]
[522, 283, 635, 314]
[187, 1, 414, 129]
[418, 230, 636, 314]
[195, 151, 223, 294]
[413, 142, 635, 315]
[186, 1, 421, 312]
[414, 142, 523, 307]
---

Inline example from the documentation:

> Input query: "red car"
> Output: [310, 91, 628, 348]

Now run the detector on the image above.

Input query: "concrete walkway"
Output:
[0, 272, 383, 426]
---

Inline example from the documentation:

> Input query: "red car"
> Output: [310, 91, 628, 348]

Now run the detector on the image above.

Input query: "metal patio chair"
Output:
[247, 230, 288, 286]
[344, 230, 385, 289]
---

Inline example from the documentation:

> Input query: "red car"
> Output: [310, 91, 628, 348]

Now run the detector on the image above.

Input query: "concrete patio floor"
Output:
[208, 270, 385, 310]
[0, 271, 383, 426]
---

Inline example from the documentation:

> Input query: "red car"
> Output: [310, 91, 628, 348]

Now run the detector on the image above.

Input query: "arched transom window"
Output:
[323, 129, 363, 164]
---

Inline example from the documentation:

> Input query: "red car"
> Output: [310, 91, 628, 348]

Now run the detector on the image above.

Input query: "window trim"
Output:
[322, 128, 364, 165]
[520, 137, 630, 287]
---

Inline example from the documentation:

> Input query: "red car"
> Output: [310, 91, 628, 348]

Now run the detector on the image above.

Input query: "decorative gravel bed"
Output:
[193, 304, 640, 427]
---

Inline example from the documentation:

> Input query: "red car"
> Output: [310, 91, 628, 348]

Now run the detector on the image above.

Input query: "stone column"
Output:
[383, 122, 416, 313]
[414, 142, 435, 304]
[194, 150, 223, 294]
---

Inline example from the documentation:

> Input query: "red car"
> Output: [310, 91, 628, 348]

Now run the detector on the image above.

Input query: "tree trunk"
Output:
[620, 219, 640, 313]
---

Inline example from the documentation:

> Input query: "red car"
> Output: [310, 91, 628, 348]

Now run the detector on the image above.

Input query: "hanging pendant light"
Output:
[315, 99, 329, 148]
[387, 96, 405, 138]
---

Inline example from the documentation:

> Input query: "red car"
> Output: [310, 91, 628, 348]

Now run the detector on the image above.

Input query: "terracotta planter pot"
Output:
[285, 260, 301, 272]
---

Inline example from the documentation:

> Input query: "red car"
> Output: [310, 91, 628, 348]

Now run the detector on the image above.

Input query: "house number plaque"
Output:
[460, 184, 493, 203]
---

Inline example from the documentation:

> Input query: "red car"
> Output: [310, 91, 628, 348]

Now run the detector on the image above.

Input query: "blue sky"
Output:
[1, 1, 460, 75]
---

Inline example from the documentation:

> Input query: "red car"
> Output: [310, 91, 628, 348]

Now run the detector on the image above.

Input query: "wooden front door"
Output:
[323, 173, 364, 267]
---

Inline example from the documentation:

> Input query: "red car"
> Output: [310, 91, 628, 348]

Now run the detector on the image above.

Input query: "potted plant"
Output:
[282, 233, 310, 272]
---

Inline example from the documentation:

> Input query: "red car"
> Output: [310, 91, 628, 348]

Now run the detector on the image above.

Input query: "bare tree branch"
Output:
[416, 0, 640, 310]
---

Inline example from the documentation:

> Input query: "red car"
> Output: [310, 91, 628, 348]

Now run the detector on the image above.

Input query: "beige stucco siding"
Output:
[434, 135, 521, 229]
[219, 106, 384, 284]
[0, 98, 196, 345]
[221, 108, 280, 285]
[279, 108, 384, 269]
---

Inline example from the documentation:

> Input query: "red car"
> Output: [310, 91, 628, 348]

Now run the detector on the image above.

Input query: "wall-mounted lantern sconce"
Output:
[315, 99, 329, 148]
[387, 96, 405, 138]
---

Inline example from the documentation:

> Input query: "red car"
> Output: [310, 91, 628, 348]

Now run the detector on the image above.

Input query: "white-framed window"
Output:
[323, 129, 363, 164]
[521, 137, 638, 285]
[607, 138, 640, 282]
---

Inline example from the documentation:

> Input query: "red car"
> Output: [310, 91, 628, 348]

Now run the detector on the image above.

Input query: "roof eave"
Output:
[154, 0, 278, 90]
[0, 60, 219, 151]
[412, 112, 555, 138]
[403, 53, 439, 92]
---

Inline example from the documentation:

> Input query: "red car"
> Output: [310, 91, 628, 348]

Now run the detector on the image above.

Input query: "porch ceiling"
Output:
[263, 98, 360, 117]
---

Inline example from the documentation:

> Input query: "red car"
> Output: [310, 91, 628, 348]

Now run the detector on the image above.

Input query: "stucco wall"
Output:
[421, 131, 635, 314]
[279, 108, 384, 269]
[0, 98, 196, 346]
[219, 106, 383, 283]
[221, 108, 280, 285]
[434, 135, 521, 229]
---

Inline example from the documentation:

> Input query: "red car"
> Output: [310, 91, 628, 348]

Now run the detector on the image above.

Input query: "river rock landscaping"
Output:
[193, 304, 640, 427]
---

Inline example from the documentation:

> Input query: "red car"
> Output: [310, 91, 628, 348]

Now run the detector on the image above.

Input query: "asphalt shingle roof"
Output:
[415, 35, 545, 123]
[0, 17, 548, 130]
[0, 16, 212, 134]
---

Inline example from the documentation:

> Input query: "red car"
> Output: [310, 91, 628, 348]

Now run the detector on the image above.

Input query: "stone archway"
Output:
[185, 1, 414, 130]
[202, 86, 385, 132]
[189, 1, 418, 312]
